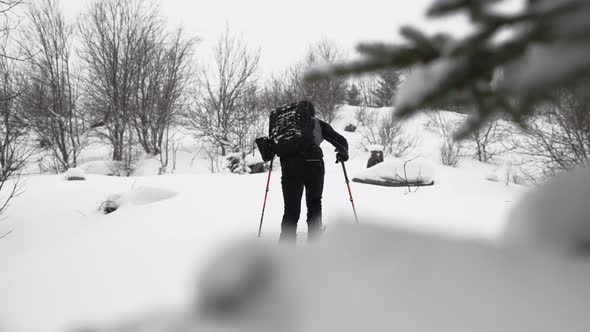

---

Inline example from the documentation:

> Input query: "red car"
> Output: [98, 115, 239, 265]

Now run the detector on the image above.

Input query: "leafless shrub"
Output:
[356, 106, 416, 157]
[159, 128, 184, 174]
[426, 112, 463, 167]
[515, 88, 590, 178]
[440, 140, 462, 167]
[204, 145, 224, 174]
[186, 26, 261, 157]
[468, 119, 510, 163]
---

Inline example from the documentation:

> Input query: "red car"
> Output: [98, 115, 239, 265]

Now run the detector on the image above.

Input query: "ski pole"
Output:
[340, 161, 359, 224]
[258, 159, 274, 237]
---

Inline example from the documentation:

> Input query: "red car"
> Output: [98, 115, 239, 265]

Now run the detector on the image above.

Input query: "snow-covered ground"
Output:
[0, 106, 529, 332]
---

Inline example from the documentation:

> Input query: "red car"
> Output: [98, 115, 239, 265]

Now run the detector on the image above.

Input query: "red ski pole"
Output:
[340, 161, 359, 224]
[258, 159, 274, 237]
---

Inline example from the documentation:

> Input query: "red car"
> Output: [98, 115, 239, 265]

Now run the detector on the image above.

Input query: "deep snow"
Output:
[0, 106, 528, 332]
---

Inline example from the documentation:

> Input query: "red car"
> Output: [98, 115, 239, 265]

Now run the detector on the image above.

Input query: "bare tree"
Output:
[0, 55, 33, 219]
[356, 106, 416, 157]
[186, 26, 261, 157]
[79, 0, 160, 166]
[20, 0, 86, 173]
[132, 28, 196, 156]
[295, 40, 347, 123]
[0, 0, 25, 62]
[517, 88, 590, 177]
[261, 70, 301, 110]
[469, 118, 509, 163]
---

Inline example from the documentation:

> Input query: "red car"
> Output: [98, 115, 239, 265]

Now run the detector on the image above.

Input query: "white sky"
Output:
[58, 0, 523, 78]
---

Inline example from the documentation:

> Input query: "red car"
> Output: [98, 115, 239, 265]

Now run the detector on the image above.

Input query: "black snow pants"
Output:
[279, 155, 325, 241]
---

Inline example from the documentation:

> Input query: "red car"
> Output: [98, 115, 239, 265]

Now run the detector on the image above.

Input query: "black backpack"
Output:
[269, 101, 315, 157]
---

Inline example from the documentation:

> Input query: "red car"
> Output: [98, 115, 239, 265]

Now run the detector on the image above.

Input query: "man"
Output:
[279, 103, 349, 242]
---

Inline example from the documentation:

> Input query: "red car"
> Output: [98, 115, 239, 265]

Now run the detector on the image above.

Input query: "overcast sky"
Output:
[58, 0, 523, 77]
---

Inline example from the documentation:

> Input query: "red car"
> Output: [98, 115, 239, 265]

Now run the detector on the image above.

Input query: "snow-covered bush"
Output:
[64, 168, 86, 181]
[245, 151, 267, 174]
[225, 151, 270, 174]
[226, 153, 249, 174]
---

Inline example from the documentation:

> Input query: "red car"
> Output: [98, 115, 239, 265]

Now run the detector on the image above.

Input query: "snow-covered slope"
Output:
[0, 106, 530, 331]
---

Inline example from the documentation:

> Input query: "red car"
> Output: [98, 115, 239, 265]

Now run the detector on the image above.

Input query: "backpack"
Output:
[268, 100, 316, 157]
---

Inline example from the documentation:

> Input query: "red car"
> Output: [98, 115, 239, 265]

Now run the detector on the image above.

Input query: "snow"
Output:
[352, 158, 435, 186]
[104, 186, 178, 211]
[79, 160, 113, 176]
[0, 106, 549, 332]
[504, 166, 590, 254]
[198, 223, 590, 332]
[65, 167, 86, 181]
[366, 144, 384, 152]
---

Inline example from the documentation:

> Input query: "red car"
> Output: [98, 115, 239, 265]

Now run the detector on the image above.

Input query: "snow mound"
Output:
[79, 161, 113, 176]
[198, 223, 590, 332]
[504, 166, 590, 254]
[352, 158, 435, 187]
[102, 186, 178, 214]
[64, 168, 86, 181]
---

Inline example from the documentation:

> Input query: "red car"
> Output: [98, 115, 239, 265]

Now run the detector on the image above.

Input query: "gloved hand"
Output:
[336, 151, 349, 163]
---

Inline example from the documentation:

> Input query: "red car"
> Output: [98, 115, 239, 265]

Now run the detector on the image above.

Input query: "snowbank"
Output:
[352, 158, 435, 187]
[79, 161, 113, 176]
[102, 186, 178, 214]
[198, 223, 590, 332]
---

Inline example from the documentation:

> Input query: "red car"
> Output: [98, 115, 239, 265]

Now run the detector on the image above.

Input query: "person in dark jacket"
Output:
[279, 105, 349, 242]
